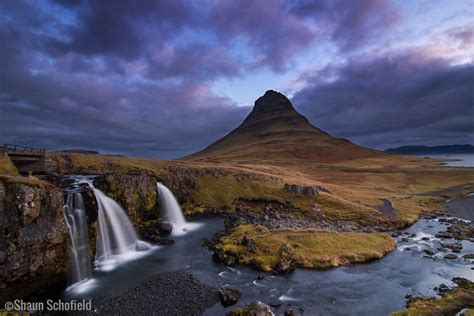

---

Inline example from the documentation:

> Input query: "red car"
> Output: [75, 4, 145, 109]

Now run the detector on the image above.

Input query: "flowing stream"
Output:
[59, 177, 473, 315]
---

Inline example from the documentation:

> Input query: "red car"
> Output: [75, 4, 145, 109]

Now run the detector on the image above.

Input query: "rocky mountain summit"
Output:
[186, 90, 384, 163]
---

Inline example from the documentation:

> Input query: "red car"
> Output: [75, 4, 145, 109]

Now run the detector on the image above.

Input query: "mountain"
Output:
[185, 90, 384, 163]
[386, 144, 474, 155]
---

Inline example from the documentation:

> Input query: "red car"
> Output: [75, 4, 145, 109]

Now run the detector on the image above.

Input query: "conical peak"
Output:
[253, 90, 294, 113]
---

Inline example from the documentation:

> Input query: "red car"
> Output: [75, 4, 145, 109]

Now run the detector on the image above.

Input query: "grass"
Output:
[0, 153, 19, 176]
[50, 152, 474, 228]
[392, 279, 474, 316]
[215, 224, 395, 271]
[0, 175, 44, 188]
[183, 174, 313, 214]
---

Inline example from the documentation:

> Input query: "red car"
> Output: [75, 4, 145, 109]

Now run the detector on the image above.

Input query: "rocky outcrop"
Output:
[219, 287, 241, 307]
[0, 177, 68, 303]
[243, 301, 275, 316]
[94, 174, 160, 224]
[283, 184, 319, 197]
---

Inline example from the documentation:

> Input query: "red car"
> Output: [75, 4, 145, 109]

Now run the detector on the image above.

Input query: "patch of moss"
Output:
[215, 224, 395, 272]
[0, 175, 44, 188]
[392, 279, 474, 316]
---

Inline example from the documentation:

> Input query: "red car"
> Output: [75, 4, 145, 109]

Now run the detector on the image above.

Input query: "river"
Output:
[63, 199, 473, 315]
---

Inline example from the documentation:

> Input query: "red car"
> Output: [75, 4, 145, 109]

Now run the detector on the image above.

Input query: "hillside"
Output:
[185, 90, 385, 164]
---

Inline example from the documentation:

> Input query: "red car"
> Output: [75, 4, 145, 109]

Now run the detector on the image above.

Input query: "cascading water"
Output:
[86, 181, 152, 271]
[156, 182, 203, 236]
[64, 192, 92, 286]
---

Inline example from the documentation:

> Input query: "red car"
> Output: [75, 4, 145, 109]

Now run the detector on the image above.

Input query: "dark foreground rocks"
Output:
[0, 177, 68, 303]
[91, 271, 218, 315]
[227, 301, 275, 316]
[219, 287, 241, 307]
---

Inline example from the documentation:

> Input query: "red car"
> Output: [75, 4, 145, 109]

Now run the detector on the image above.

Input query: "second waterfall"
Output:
[156, 182, 203, 236]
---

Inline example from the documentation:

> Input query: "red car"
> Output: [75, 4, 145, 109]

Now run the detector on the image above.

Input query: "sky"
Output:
[0, 0, 473, 159]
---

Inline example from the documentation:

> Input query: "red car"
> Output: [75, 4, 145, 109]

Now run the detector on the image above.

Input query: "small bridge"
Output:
[2, 144, 51, 175]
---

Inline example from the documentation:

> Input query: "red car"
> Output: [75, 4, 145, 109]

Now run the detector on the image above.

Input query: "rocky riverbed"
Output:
[90, 271, 218, 315]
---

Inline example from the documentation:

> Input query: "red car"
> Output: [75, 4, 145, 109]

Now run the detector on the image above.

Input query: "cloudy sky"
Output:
[0, 0, 473, 158]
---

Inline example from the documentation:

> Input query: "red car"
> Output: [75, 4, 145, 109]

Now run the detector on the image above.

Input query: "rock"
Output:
[213, 250, 236, 266]
[284, 307, 295, 316]
[242, 235, 257, 253]
[0, 178, 68, 302]
[219, 287, 241, 307]
[94, 174, 160, 225]
[463, 254, 474, 260]
[437, 283, 449, 293]
[444, 254, 458, 260]
[436, 231, 453, 239]
[226, 308, 244, 316]
[274, 244, 297, 274]
[444, 243, 463, 252]
[452, 277, 472, 288]
[158, 222, 173, 236]
[423, 249, 435, 256]
[283, 184, 318, 198]
[243, 301, 275, 316]
[135, 240, 151, 251]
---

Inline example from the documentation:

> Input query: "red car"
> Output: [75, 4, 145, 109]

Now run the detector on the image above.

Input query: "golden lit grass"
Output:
[183, 174, 313, 213]
[52, 153, 474, 227]
[0, 154, 19, 176]
[215, 224, 395, 271]
[0, 175, 44, 188]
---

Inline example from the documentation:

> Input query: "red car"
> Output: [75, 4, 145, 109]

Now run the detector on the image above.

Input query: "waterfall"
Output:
[156, 182, 203, 236]
[88, 183, 151, 270]
[64, 192, 92, 285]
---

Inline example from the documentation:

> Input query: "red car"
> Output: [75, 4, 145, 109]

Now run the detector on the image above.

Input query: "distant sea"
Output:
[419, 154, 474, 167]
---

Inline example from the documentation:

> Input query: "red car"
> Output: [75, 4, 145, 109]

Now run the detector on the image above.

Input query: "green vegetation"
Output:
[214, 224, 395, 272]
[184, 174, 313, 214]
[392, 279, 474, 316]
[0, 175, 44, 188]
[0, 153, 19, 176]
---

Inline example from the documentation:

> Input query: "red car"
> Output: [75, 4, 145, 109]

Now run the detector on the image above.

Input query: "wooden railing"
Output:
[3, 144, 46, 155]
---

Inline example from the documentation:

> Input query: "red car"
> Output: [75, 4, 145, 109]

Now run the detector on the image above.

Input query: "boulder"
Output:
[159, 221, 173, 236]
[243, 301, 275, 316]
[241, 235, 257, 253]
[444, 254, 458, 260]
[274, 244, 297, 274]
[283, 184, 318, 198]
[219, 287, 241, 307]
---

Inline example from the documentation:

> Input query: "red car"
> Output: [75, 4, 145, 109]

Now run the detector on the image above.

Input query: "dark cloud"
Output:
[209, 0, 316, 71]
[52, 0, 195, 58]
[287, 0, 400, 51]
[0, 0, 471, 158]
[292, 51, 474, 149]
[0, 2, 249, 158]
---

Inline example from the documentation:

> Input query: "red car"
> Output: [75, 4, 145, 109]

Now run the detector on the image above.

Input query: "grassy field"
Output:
[50, 152, 474, 227]
[214, 224, 395, 271]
